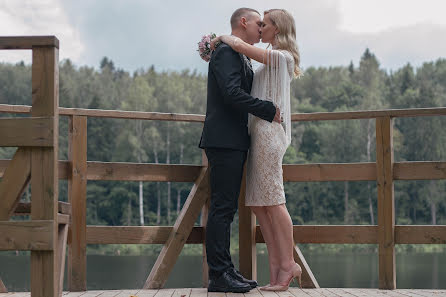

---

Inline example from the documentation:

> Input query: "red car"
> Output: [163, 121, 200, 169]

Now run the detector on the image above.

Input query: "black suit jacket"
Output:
[199, 43, 276, 151]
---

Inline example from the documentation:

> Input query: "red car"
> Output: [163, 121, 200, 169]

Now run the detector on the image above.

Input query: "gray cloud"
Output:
[56, 0, 446, 73]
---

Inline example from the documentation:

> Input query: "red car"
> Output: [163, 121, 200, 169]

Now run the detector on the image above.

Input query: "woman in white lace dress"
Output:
[211, 9, 302, 291]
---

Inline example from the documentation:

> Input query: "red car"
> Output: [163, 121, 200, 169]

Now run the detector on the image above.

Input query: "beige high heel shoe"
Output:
[262, 264, 302, 291]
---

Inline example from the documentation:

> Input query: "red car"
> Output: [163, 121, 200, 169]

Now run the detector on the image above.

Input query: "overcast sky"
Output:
[1, 0, 446, 73]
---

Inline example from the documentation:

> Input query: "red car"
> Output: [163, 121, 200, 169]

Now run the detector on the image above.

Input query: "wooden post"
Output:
[376, 116, 396, 289]
[238, 166, 256, 280]
[67, 115, 87, 291]
[30, 44, 59, 297]
[200, 150, 209, 288]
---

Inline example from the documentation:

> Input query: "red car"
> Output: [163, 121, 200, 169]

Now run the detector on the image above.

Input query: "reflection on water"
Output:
[0, 252, 445, 291]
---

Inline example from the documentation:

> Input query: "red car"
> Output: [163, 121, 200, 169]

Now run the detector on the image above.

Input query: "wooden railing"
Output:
[1, 36, 446, 293]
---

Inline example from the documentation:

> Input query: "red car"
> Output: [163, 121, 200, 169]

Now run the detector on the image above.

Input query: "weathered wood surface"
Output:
[0, 35, 59, 49]
[283, 163, 376, 181]
[86, 162, 202, 182]
[85, 226, 204, 244]
[0, 278, 6, 293]
[2, 288, 446, 297]
[68, 115, 87, 292]
[0, 160, 201, 182]
[0, 148, 31, 220]
[0, 221, 54, 251]
[144, 168, 210, 289]
[2, 104, 446, 122]
[293, 245, 319, 289]
[3, 159, 446, 183]
[376, 117, 396, 290]
[13, 201, 71, 215]
[57, 224, 69, 297]
[256, 225, 378, 244]
[0, 117, 54, 147]
[30, 41, 59, 297]
[394, 161, 446, 180]
[291, 107, 446, 121]
[395, 225, 446, 244]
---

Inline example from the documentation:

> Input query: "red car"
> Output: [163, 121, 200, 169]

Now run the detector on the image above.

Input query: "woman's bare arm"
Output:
[211, 35, 271, 65]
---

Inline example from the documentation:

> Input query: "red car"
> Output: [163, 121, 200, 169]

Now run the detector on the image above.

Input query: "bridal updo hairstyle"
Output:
[264, 9, 302, 77]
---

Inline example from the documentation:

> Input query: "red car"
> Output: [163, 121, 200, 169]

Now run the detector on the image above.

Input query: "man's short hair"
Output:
[230, 8, 260, 29]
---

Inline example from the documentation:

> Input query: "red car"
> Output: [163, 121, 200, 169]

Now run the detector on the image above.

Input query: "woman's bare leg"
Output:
[265, 204, 299, 284]
[251, 206, 281, 285]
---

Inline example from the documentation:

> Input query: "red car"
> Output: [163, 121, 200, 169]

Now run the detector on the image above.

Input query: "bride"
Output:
[211, 9, 303, 291]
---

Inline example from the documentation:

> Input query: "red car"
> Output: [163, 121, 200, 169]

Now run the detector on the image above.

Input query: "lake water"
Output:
[0, 252, 444, 291]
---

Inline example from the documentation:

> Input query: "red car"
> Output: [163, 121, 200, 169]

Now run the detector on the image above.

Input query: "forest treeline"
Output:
[1, 49, 445, 252]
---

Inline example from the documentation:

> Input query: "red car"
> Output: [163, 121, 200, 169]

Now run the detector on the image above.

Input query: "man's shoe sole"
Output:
[208, 286, 251, 293]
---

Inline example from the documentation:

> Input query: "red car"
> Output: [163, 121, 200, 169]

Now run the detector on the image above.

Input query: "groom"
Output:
[199, 7, 280, 293]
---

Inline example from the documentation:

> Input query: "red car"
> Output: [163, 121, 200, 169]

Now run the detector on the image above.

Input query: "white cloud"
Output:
[0, 0, 84, 64]
[1, 0, 445, 73]
[338, 0, 446, 33]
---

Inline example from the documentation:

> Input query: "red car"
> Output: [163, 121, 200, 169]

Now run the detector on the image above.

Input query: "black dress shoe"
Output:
[229, 268, 258, 288]
[208, 271, 252, 293]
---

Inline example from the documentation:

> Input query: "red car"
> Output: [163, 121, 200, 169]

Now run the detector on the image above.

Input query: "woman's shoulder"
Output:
[272, 49, 293, 62]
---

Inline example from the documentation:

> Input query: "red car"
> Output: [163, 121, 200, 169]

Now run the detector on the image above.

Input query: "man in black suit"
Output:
[199, 7, 280, 293]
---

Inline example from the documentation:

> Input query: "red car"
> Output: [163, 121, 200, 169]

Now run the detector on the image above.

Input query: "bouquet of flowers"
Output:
[197, 33, 220, 62]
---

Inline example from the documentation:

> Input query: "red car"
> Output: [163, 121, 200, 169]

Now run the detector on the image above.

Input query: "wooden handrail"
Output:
[291, 107, 446, 121]
[2, 160, 446, 182]
[0, 36, 59, 49]
[1, 104, 446, 122]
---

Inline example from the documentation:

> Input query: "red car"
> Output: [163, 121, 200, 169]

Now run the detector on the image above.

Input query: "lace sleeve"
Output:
[265, 49, 293, 146]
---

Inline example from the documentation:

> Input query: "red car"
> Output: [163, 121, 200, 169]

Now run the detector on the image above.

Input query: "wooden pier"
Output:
[2, 288, 446, 297]
[1, 36, 446, 297]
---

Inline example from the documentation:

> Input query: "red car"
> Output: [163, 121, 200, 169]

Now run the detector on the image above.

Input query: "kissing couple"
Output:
[199, 7, 303, 293]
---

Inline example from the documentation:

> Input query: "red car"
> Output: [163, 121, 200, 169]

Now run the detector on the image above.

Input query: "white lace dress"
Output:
[245, 49, 294, 206]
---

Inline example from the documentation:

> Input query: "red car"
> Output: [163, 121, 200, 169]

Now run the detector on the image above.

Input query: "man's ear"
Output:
[240, 17, 248, 29]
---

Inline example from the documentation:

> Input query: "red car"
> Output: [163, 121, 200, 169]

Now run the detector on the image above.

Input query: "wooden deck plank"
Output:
[356, 289, 406, 297]
[75, 291, 104, 297]
[324, 288, 353, 296]
[114, 290, 140, 297]
[190, 288, 207, 297]
[275, 290, 300, 297]
[397, 289, 437, 297]
[300, 288, 325, 296]
[318, 288, 342, 297]
[257, 289, 279, 297]
[153, 289, 175, 297]
[172, 288, 192, 297]
[287, 287, 311, 297]
[62, 291, 87, 296]
[7, 289, 446, 297]
[243, 287, 264, 297]
[207, 292, 225, 297]
[337, 288, 370, 297]
[135, 289, 159, 297]
[93, 290, 121, 297]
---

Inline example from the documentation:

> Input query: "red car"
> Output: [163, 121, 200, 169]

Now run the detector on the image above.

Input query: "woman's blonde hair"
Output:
[264, 9, 302, 77]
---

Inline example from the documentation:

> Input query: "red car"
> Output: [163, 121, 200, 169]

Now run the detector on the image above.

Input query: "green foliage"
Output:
[1, 50, 446, 255]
